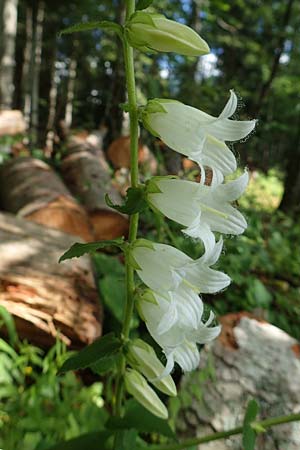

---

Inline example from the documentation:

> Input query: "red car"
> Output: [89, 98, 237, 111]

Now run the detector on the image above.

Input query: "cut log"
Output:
[107, 135, 157, 175]
[0, 110, 26, 136]
[0, 157, 93, 241]
[177, 313, 300, 450]
[0, 212, 102, 348]
[61, 150, 129, 240]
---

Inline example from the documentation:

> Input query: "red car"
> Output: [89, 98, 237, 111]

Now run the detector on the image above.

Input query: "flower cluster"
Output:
[129, 100, 254, 376]
[123, 9, 255, 417]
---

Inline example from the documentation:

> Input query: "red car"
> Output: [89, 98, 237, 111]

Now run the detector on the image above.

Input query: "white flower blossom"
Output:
[142, 90, 256, 177]
[147, 171, 249, 253]
[131, 238, 230, 295]
[138, 290, 221, 373]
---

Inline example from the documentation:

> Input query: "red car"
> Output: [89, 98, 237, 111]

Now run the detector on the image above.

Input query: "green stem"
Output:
[150, 413, 300, 450]
[114, 0, 139, 420]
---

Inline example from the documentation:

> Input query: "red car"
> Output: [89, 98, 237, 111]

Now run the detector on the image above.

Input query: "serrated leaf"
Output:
[136, 0, 154, 10]
[58, 333, 122, 374]
[59, 238, 125, 262]
[60, 20, 121, 36]
[46, 431, 112, 450]
[105, 187, 148, 214]
[242, 399, 259, 450]
[107, 399, 176, 439]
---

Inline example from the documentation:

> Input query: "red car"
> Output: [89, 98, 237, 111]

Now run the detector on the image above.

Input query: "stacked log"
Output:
[0, 110, 26, 136]
[0, 157, 93, 241]
[0, 212, 102, 348]
[177, 313, 300, 450]
[61, 143, 129, 241]
[107, 135, 157, 175]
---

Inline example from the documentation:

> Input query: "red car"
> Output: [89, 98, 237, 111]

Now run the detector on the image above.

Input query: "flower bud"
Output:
[125, 12, 210, 56]
[124, 369, 168, 419]
[127, 339, 177, 397]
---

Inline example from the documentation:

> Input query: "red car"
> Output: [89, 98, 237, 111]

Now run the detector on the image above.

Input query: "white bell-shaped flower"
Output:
[131, 238, 230, 295]
[141, 90, 256, 177]
[147, 171, 249, 253]
[138, 290, 221, 373]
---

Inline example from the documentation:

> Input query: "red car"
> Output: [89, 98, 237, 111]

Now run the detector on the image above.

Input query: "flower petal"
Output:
[218, 89, 238, 119]
[200, 135, 237, 176]
[173, 342, 200, 372]
[183, 219, 216, 255]
[216, 171, 249, 202]
[189, 323, 221, 343]
[205, 117, 256, 142]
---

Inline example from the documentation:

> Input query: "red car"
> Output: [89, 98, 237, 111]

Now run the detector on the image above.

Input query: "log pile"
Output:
[0, 157, 93, 241]
[0, 110, 26, 136]
[0, 212, 102, 348]
[177, 313, 300, 450]
[107, 135, 158, 175]
[61, 142, 129, 240]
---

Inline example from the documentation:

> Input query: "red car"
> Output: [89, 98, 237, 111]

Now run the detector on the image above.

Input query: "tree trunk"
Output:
[178, 313, 300, 450]
[30, 0, 45, 146]
[0, 212, 102, 348]
[279, 114, 300, 213]
[0, 157, 93, 241]
[45, 51, 58, 153]
[64, 54, 77, 128]
[61, 144, 129, 240]
[0, 0, 18, 109]
[22, 3, 33, 129]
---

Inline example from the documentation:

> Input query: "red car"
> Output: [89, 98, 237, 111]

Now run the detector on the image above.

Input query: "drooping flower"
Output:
[141, 90, 256, 177]
[125, 12, 210, 56]
[124, 368, 168, 419]
[131, 238, 230, 295]
[126, 339, 177, 396]
[147, 171, 249, 253]
[137, 290, 221, 373]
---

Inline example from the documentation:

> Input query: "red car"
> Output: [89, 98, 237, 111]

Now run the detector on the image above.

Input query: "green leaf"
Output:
[46, 431, 112, 450]
[114, 429, 137, 450]
[0, 305, 18, 345]
[60, 20, 121, 36]
[107, 400, 176, 439]
[58, 333, 122, 374]
[59, 238, 125, 262]
[242, 399, 259, 450]
[90, 353, 122, 375]
[105, 187, 148, 214]
[136, 0, 154, 10]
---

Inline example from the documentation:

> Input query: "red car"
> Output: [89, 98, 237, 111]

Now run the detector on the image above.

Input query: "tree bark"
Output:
[178, 313, 300, 450]
[30, 0, 45, 146]
[61, 144, 129, 240]
[0, 212, 102, 348]
[45, 49, 58, 153]
[64, 52, 77, 128]
[0, 0, 18, 109]
[0, 157, 93, 241]
[22, 3, 33, 128]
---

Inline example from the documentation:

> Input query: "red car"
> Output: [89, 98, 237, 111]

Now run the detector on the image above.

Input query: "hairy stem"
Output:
[114, 0, 139, 421]
[150, 412, 300, 450]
